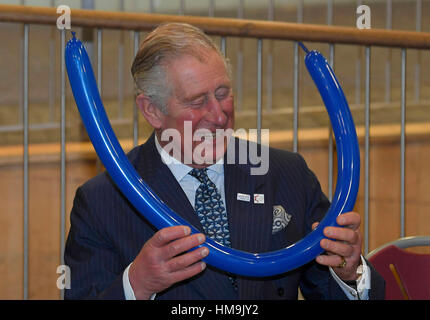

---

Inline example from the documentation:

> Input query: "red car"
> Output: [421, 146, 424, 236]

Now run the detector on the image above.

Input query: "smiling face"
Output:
[146, 49, 235, 167]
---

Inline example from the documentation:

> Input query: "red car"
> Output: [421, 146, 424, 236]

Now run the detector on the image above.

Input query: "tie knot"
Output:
[189, 168, 209, 184]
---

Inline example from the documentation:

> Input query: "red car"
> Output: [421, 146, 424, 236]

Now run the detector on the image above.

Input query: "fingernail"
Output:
[316, 256, 324, 263]
[320, 238, 327, 247]
[197, 234, 205, 243]
[324, 228, 333, 237]
[201, 247, 209, 257]
[184, 226, 191, 235]
[200, 262, 206, 270]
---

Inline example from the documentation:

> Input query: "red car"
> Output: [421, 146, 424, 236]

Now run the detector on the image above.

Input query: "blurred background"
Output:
[0, 0, 429, 299]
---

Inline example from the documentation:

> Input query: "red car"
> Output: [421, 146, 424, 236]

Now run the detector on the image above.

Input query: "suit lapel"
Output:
[225, 164, 272, 253]
[224, 139, 274, 299]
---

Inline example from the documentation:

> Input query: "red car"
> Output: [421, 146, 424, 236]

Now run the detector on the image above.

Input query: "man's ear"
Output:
[136, 94, 164, 129]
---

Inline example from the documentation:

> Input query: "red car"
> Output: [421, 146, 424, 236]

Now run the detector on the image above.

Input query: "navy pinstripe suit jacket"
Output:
[64, 134, 385, 300]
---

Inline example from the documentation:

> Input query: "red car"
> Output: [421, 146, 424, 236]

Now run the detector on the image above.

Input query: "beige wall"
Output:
[0, 154, 97, 299]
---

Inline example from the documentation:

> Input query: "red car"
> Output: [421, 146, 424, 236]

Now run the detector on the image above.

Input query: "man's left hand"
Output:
[312, 211, 362, 281]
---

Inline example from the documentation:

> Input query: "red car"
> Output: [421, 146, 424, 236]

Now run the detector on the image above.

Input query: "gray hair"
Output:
[131, 22, 232, 114]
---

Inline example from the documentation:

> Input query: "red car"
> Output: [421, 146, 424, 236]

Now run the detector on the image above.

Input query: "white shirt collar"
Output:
[154, 134, 224, 181]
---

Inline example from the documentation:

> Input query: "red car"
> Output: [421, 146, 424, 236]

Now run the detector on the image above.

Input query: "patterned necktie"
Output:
[188, 168, 231, 247]
[189, 168, 237, 291]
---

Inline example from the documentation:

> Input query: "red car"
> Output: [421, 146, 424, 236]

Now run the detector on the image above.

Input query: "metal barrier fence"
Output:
[0, 2, 429, 299]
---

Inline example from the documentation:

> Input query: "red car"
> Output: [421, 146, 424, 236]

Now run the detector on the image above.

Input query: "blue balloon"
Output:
[65, 33, 360, 277]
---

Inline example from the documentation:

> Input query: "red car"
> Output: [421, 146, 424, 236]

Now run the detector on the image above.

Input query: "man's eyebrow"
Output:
[215, 85, 231, 93]
[182, 91, 207, 103]
[182, 83, 231, 102]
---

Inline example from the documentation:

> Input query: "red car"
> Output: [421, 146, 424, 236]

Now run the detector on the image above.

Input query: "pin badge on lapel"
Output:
[237, 193, 250, 202]
[253, 194, 264, 204]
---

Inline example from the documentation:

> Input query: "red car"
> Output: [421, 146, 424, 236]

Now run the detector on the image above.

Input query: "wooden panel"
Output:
[0, 165, 23, 299]
[0, 158, 97, 299]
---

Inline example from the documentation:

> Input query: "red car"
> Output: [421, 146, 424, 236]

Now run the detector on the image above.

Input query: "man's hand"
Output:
[129, 226, 208, 299]
[312, 211, 362, 281]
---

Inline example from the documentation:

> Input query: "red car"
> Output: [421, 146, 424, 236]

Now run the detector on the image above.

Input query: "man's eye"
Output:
[215, 88, 230, 100]
[190, 99, 205, 107]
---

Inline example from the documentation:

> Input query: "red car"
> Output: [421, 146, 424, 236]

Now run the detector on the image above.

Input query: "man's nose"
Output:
[206, 96, 228, 126]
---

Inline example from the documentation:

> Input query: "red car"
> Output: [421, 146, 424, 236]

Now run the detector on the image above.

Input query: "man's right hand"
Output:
[128, 225, 208, 299]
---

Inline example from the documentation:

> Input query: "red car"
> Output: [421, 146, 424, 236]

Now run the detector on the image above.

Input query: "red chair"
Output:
[367, 236, 430, 300]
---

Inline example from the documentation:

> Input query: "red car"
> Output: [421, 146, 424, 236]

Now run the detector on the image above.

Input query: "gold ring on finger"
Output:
[337, 256, 347, 268]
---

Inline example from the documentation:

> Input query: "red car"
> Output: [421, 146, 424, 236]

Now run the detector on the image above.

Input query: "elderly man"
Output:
[64, 23, 384, 300]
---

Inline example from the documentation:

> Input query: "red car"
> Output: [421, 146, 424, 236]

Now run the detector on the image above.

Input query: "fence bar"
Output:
[297, 0, 304, 23]
[133, 31, 139, 147]
[386, 0, 392, 29]
[118, 0, 124, 119]
[355, 48, 361, 105]
[22, 23, 29, 301]
[385, 0, 393, 103]
[220, 36, 226, 56]
[327, 0, 333, 25]
[236, 47, 243, 112]
[293, 0, 303, 153]
[328, 44, 334, 202]
[238, 0, 244, 19]
[149, 0, 155, 13]
[293, 42, 299, 153]
[97, 28, 102, 93]
[60, 28, 66, 300]
[416, 0, 422, 31]
[96, 28, 102, 172]
[118, 31, 124, 118]
[236, 1, 244, 112]
[364, 46, 371, 255]
[209, 0, 215, 17]
[257, 38, 262, 145]
[324, 0, 334, 198]
[400, 49, 406, 238]
[49, 26, 55, 122]
[266, 0, 274, 111]
[179, 0, 185, 15]
[385, 0, 392, 103]
[268, 0, 274, 21]
[356, 0, 363, 106]
[266, 47, 273, 112]
[385, 50, 392, 103]
[415, 52, 421, 102]
[415, 0, 422, 101]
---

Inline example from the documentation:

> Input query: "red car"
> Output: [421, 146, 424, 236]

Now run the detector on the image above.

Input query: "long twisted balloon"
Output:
[65, 33, 360, 277]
